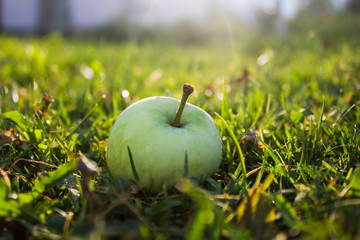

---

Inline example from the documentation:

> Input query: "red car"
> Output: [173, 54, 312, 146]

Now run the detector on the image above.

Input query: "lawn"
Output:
[0, 33, 360, 239]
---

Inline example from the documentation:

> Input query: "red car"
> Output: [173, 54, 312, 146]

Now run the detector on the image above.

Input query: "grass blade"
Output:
[215, 112, 247, 186]
[257, 137, 295, 185]
[184, 151, 189, 178]
[127, 145, 140, 182]
[336, 105, 360, 134]
[309, 98, 325, 161]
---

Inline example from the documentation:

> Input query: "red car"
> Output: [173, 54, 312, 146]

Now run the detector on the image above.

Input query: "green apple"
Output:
[107, 84, 222, 189]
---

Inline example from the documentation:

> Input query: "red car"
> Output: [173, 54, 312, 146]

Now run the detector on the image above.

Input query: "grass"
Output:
[0, 33, 360, 239]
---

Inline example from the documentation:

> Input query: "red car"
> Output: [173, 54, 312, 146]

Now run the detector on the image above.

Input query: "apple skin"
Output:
[107, 96, 222, 189]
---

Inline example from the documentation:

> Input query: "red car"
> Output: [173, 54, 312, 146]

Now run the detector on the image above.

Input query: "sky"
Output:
[133, 0, 302, 26]
[224, 0, 300, 19]
[2, 0, 347, 31]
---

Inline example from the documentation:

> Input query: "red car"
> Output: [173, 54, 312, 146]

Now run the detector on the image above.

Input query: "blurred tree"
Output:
[288, 0, 336, 32]
[0, 0, 3, 33]
[346, 0, 360, 14]
[297, 0, 335, 18]
[287, 0, 360, 49]
[37, 0, 71, 35]
[254, 0, 281, 35]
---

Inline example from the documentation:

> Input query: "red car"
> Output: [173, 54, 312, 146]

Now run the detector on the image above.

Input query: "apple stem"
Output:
[172, 83, 194, 128]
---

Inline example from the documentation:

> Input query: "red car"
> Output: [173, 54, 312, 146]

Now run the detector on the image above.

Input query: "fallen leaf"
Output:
[0, 133, 12, 146]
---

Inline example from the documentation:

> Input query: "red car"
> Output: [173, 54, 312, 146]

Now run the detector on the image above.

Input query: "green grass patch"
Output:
[0, 34, 360, 239]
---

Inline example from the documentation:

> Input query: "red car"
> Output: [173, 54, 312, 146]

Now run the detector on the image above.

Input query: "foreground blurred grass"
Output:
[0, 34, 360, 239]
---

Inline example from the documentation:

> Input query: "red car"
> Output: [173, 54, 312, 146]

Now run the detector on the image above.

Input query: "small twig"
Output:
[214, 194, 241, 200]
[104, 194, 154, 228]
[151, 227, 187, 233]
[317, 198, 360, 213]
[246, 167, 262, 178]
[9, 158, 58, 171]
[0, 166, 11, 190]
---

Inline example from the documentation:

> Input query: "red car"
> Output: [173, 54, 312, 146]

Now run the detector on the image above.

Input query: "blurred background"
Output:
[1, 0, 359, 47]
[1, 0, 360, 109]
